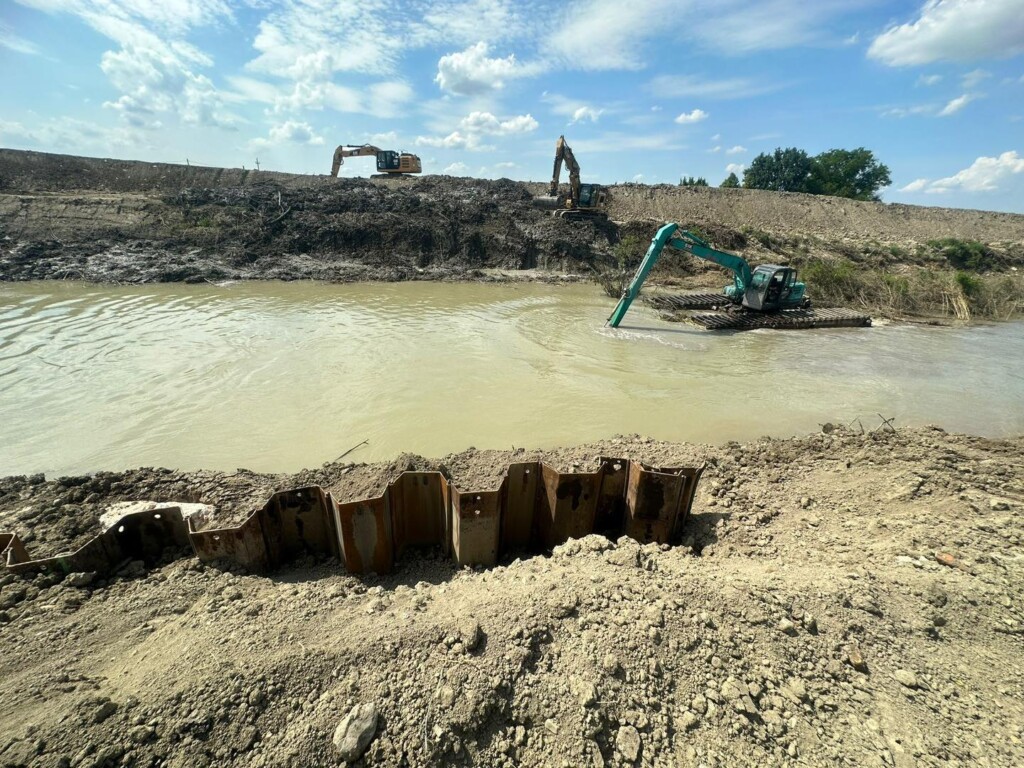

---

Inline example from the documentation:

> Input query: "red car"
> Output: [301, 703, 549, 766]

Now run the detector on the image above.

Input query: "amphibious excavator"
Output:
[330, 144, 422, 176]
[533, 135, 607, 219]
[607, 223, 870, 331]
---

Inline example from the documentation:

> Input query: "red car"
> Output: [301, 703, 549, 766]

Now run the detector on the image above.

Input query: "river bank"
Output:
[1, 426, 1022, 767]
[2, 149, 1024, 324]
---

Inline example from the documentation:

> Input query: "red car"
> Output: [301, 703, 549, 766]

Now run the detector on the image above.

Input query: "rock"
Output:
[616, 725, 641, 762]
[690, 694, 707, 714]
[128, 726, 155, 744]
[678, 711, 700, 731]
[720, 678, 745, 701]
[578, 681, 598, 708]
[601, 654, 621, 675]
[65, 572, 96, 588]
[934, 552, 958, 568]
[894, 669, 919, 689]
[332, 703, 378, 761]
[459, 618, 482, 651]
[93, 700, 118, 724]
[847, 645, 869, 673]
[779, 618, 798, 636]
[0, 739, 37, 767]
[989, 498, 1009, 511]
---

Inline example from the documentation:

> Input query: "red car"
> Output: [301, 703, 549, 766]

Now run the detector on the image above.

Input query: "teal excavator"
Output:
[607, 222, 809, 327]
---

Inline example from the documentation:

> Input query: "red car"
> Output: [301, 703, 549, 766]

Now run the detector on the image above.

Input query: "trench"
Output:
[2, 280, 1024, 476]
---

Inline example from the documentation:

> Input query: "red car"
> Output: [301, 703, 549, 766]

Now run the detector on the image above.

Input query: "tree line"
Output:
[725, 147, 891, 201]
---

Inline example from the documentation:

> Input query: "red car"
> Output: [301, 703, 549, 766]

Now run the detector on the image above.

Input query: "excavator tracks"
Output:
[689, 307, 872, 331]
[644, 293, 730, 311]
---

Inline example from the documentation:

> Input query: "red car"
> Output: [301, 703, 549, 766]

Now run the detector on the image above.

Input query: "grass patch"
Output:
[799, 257, 1024, 321]
[926, 238, 999, 271]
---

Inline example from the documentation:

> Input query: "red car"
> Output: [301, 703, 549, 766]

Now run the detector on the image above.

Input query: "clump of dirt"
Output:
[1, 426, 1022, 767]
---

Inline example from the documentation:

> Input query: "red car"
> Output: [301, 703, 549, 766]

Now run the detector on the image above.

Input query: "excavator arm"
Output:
[331, 144, 381, 177]
[607, 223, 754, 327]
[549, 135, 582, 209]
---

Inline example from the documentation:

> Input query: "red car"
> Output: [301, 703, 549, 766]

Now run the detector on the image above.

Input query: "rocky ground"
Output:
[1, 425, 1022, 767]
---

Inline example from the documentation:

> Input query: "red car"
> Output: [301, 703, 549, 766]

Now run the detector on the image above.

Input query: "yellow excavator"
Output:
[533, 135, 607, 219]
[330, 145, 422, 176]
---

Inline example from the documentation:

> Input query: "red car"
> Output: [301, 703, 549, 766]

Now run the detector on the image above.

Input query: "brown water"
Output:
[2, 281, 1022, 475]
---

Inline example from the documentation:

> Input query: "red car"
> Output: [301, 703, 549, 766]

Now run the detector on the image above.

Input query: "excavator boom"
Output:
[607, 223, 806, 327]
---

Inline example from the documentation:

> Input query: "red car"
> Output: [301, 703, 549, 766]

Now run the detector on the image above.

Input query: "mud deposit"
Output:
[2, 427, 1023, 767]
[2, 150, 1023, 289]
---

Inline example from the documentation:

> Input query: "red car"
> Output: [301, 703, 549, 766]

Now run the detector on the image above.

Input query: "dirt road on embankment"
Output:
[1, 426, 1023, 767]
[2, 149, 1023, 295]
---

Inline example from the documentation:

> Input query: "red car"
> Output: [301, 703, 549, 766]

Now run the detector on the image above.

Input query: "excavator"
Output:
[533, 135, 606, 219]
[330, 145, 422, 177]
[606, 223, 870, 331]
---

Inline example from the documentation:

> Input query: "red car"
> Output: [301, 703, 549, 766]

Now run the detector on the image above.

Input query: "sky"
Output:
[1, 0, 1023, 212]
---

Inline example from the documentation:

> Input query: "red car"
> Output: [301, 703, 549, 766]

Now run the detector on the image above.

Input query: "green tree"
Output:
[720, 172, 740, 188]
[809, 148, 891, 201]
[679, 176, 709, 187]
[743, 148, 814, 192]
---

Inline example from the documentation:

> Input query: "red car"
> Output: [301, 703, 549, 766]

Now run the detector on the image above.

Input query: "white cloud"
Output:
[962, 68, 991, 88]
[927, 151, 1024, 192]
[707, 146, 722, 154]
[899, 178, 929, 192]
[0, 21, 40, 54]
[494, 161, 517, 169]
[711, 133, 721, 141]
[434, 42, 533, 95]
[366, 131, 399, 145]
[868, 0, 1024, 66]
[571, 106, 602, 123]
[674, 109, 709, 124]
[648, 74, 780, 100]
[541, 92, 612, 124]
[726, 145, 747, 154]
[415, 110, 535, 151]
[567, 131, 686, 153]
[416, 131, 482, 150]
[545, 0, 672, 70]
[938, 93, 975, 116]
[633, 173, 645, 181]
[443, 161, 469, 175]
[460, 111, 538, 135]
[726, 162, 745, 177]
[270, 120, 323, 145]
[881, 103, 936, 118]
[916, 74, 942, 86]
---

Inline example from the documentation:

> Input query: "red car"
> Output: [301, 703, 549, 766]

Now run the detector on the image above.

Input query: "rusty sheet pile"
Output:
[1, 458, 703, 577]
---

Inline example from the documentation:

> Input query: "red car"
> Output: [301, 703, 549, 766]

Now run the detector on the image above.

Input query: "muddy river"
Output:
[2, 281, 1023, 475]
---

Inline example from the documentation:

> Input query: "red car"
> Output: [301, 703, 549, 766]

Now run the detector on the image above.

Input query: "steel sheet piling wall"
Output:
[2, 459, 703, 578]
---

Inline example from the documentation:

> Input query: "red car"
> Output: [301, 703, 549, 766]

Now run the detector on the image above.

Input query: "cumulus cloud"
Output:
[415, 110, 536, 151]
[707, 146, 722, 154]
[916, 74, 942, 86]
[442, 161, 469, 175]
[0, 116, 140, 151]
[868, 0, 1024, 66]
[938, 93, 975, 116]
[674, 109, 709, 124]
[726, 145, 747, 154]
[571, 106, 602, 124]
[434, 42, 530, 95]
[460, 111, 538, 135]
[726, 162, 745, 177]
[899, 178, 929, 192]
[927, 151, 1024, 192]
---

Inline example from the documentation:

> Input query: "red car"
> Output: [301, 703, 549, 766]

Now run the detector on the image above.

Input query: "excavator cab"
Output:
[375, 151, 422, 174]
[743, 265, 805, 311]
[577, 183, 606, 210]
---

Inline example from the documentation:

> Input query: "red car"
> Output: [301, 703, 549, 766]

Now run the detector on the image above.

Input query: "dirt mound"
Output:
[1, 427, 1022, 767]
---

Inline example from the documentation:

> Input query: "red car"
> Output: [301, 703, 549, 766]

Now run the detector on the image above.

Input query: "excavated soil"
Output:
[2, 426, 1023, 767]
[2, 150, 1023, 288]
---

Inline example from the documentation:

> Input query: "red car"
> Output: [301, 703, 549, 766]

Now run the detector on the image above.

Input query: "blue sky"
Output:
[1, 0, 1023, 212]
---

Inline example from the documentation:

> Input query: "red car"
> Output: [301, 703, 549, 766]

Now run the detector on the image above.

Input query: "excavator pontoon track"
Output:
[688, 307, 872, 331]
[644, 293, 731, 311]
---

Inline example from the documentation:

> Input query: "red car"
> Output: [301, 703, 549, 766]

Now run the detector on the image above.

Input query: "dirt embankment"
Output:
[1, 426, 1023, 767]
[2, 149, 1023, 291]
